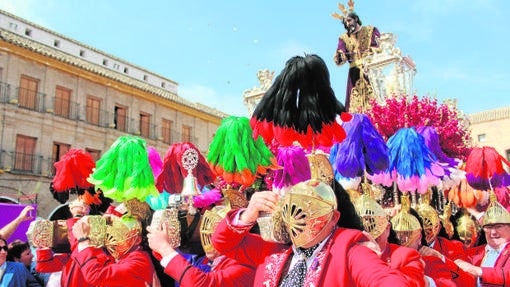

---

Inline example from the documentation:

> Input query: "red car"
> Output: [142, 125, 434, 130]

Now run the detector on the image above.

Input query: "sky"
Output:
[0, 0, 509, 118]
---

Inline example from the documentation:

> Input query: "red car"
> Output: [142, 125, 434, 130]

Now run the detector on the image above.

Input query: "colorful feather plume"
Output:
[250, 54, 352, 149]
[207, 116, 278, 187]
[87, 135, 159, 202]
[329, 113, 389, 180]
[465, 146, 510, 190]
[53, 149, 95, 192]
[369, 127, 444, 194]
[147, 146, 163, 180]
[156, 142, 214, 194]
[416, 126, 463, 189]
[272, 146, 311, 193]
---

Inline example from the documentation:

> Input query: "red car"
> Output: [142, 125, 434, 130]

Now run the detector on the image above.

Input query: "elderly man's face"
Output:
[483, 224, 510, 249]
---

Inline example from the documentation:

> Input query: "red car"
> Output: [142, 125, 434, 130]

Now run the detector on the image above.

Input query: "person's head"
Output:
[200, 205, 229, 261]
[69, 198, 90, 217]
[7, 240, 33, 268]
[0, 238, 7, 266]
[481, 194, 510, 249]
[355, 188, 389, 244]
[415, 200, 441, 246]
[343, 12, 362, 33]
[104, 215, 142, 259]
[456, 211, 480, 248]
[390, 195, 425, 250]
[282, 180, 339, 248]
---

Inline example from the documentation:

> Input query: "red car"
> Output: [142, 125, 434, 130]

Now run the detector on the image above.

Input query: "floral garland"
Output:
[366, 95, 472, 160]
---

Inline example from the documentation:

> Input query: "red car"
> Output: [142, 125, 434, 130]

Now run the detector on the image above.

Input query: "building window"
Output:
[161, 82, 166, 88]
[103, 59, 108, 66]
[114, 105, 127, 132]
[161, 119, 173, 144]
[86, 96, 101, 125]
[79, 50, 86, 57]
[140, 112, 151, 137]
[182, 125, 192, 142]
[15, 135, 36, 172]
[143, 75, 148, 81]
[113, 63, 120, 70]
[18, 75, 39, 110]
[54, 39, 60, 47]
[52, 142, 70, 175]
[124, 67, 129, 74]
[8, 22, 18, 30]
[55, 86, 71, 118]
[25, 28, 32, 36]
[477, 134, 486, 142]
[86, 148, 101, 162]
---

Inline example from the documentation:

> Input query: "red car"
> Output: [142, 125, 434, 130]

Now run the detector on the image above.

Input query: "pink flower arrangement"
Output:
[366, 95, 472, 160]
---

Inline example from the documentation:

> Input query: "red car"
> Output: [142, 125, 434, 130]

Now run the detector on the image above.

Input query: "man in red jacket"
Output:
[213, 180, 421, 287]
[455, 194, 510, 287]
[147, 204, 255, 287]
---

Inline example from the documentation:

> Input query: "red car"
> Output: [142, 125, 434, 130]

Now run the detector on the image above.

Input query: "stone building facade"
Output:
[0, 10, 227, 217]
[468, 106, 510, 171]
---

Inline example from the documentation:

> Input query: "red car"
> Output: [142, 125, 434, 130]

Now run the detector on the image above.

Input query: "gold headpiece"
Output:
[150, 208, 181, 248]
[331, 0, 355, 21]
[416, 191, 441, 245]
[200, 205, 230, 253]
[391, 194, 422, 247]
[26, 219, 69, 250]
[307, 152, 334, 185]
[222, 188, 248, 209]
[124, 199, 152, 222]
[355, 183, 388, 239]
[440, 202, 455, 239]
[482, 191, 510, 226]
[456, 209, 480, 248]
[282, 180, 337, 247]
[104, 216, 142, 259]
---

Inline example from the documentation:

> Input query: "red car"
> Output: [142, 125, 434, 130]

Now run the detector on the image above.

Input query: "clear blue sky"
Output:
[1, 0, 509, 117]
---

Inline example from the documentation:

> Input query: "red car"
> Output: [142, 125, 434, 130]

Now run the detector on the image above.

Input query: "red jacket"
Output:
[164, 254, 255, 287]
[381, 243, 426, 287]
[470, 243, 510, 287]
[71, 246, 154, 287]
[432, 237, 476, 287]
[35, 218, 91, 287]
[422, 255, 456, 287]
[212, 210, 423, 287]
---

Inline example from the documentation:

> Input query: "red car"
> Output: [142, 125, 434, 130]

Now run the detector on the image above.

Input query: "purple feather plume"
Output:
[272, 146, 311, 190]
[329, 114, 389, 179]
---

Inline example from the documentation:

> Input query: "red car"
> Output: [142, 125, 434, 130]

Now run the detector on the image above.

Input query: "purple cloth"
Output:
[0, 203, 37, 243]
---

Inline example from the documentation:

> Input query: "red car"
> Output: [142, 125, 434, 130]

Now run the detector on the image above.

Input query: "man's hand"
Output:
[358, 231, 382, 257]
[455, 259, 483, 277]
[240, 191, 279, 225]
[419, 246, 445, 262]
[147, 224, 176, 258]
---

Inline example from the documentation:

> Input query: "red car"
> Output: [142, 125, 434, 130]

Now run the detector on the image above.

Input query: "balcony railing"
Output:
[0, 81, 201, 146]
[14, 87, 46, 112]
[0, 150, 45, 175]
